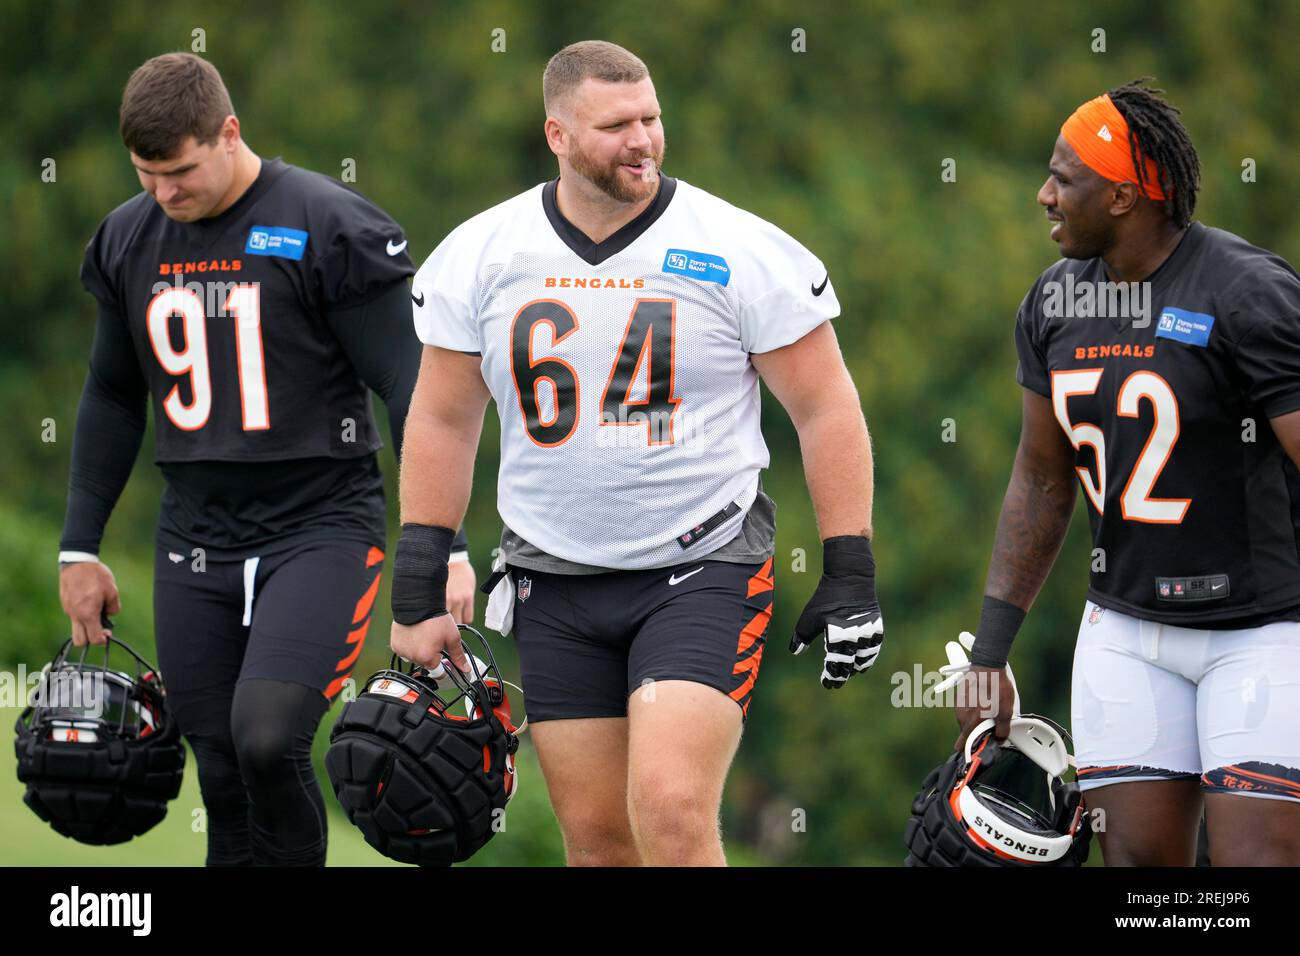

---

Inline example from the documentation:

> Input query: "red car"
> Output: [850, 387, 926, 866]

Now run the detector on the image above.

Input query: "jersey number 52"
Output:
[1051, 368, 1190, 524]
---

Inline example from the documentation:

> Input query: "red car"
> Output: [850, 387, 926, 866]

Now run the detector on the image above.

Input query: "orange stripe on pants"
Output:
[730, 602, 771, 713]
[328, 562, 383, 699]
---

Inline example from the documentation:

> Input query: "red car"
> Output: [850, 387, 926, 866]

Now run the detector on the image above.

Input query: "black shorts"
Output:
[511, 557, 774, 722]
[152, 537, 385, 737]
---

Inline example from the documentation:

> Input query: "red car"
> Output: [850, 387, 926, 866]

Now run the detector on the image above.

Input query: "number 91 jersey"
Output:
[1015, 222, 1300, 625]
[79, 158, 414, 462]
[413, 177, 838, 570]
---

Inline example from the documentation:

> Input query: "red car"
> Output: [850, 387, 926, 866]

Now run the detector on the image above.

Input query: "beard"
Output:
[1056, 215, 1114, 261]
[567, 137, 666, 203]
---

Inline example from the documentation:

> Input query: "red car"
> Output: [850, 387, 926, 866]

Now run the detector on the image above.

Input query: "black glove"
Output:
[789, 535, 884, 689]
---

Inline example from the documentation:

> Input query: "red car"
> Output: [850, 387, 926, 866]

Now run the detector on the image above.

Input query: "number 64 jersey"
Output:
[1015, 222, 1300, 626]
[413, 176, 838, 570]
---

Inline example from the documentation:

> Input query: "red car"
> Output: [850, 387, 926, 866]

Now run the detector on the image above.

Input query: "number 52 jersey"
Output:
[1016, 222, 1300, 625]
[412, 176, 838, 570]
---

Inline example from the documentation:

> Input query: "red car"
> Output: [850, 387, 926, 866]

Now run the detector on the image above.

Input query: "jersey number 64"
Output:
[510, 297, 682, 449]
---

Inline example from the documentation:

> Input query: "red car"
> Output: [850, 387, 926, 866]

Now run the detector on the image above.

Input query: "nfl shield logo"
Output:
[517, 577, 532, 602]
[1088, 605, 1104, 625]
[1159, 582, 1171, 597]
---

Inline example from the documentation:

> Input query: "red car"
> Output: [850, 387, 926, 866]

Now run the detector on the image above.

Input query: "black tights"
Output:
[186, 678, 330, 866]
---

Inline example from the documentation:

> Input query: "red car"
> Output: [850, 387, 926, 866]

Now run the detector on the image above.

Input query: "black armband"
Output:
[969, 595, 1027, 668]
[391, 524, 454, 625]
[451, 525, 469, 554]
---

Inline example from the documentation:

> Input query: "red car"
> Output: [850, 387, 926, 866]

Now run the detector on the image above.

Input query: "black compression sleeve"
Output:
[325, 279, 419, 460]
[59, 302, 148, 554]
[327, 280, 469, 554]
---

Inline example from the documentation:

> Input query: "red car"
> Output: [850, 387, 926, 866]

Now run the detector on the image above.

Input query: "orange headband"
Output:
[1060, 93, 1167, 201]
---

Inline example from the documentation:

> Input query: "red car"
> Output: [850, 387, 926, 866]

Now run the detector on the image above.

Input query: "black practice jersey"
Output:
[58, 158, 468, 558]
[1016, 222, 1300, 626]
[79, 157, 414, 462]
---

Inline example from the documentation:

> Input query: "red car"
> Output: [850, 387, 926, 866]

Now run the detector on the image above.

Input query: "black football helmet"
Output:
[14, 635, 186, 845]
[326, 624, 522, 867]
[905, 715, 1092, 867]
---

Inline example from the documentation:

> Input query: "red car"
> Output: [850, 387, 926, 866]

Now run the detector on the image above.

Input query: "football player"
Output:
[955, 80, 1300, 865]
[57, 53, 475, 866]
[389, 41, 883, 866]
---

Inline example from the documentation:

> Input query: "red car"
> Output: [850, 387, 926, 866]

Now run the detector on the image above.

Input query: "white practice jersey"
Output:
[412, 176, 839, 569]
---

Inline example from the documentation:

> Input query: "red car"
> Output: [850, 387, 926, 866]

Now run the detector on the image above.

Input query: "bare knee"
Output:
[628, 777, 721, 865]
[559, 811, 641, 866]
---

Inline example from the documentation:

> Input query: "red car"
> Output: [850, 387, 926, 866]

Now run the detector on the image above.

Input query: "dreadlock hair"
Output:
[1107, 78, 1201, 228]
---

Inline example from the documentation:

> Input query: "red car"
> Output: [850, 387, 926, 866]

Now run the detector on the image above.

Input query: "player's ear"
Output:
[543, 115, 567, 157]
[220, 114, 240, 152]
[1108, 181, 1139, 217]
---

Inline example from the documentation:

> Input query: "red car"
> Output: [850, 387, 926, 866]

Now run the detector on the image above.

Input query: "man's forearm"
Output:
[983, 459, 1076, 609]
[398, 348, 488, 529]
[399, 408, 480, 528]
[795, 397, 874, 540]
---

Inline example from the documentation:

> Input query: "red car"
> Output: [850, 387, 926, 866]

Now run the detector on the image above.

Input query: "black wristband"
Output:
[391, 524, 454, 625]
[969, 595, 1026, 668]
[822, 535, 875, 577]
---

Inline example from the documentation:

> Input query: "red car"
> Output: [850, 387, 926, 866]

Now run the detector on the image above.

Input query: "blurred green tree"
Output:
[1, 0, 1295, 865]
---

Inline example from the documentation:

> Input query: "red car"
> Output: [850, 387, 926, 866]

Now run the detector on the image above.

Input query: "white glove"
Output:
[933, 630, 1020, 716]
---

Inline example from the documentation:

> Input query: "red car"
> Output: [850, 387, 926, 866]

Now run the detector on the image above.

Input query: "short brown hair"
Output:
[120, 53, 234, 160]
[542, 41, 649, 116]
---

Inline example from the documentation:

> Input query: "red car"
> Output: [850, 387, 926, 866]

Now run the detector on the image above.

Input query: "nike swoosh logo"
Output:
[411, 291, 425, 307]
[811, 273, 829, 296]
[1212, 583, 1225, 591]
[387, 239, 408, 256]
[668, 567, 704, 585]
[844, 611, 874, 621]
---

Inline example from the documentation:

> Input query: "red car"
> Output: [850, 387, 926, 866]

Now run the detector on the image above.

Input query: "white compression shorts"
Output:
[1070, 601, 1300, 802]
